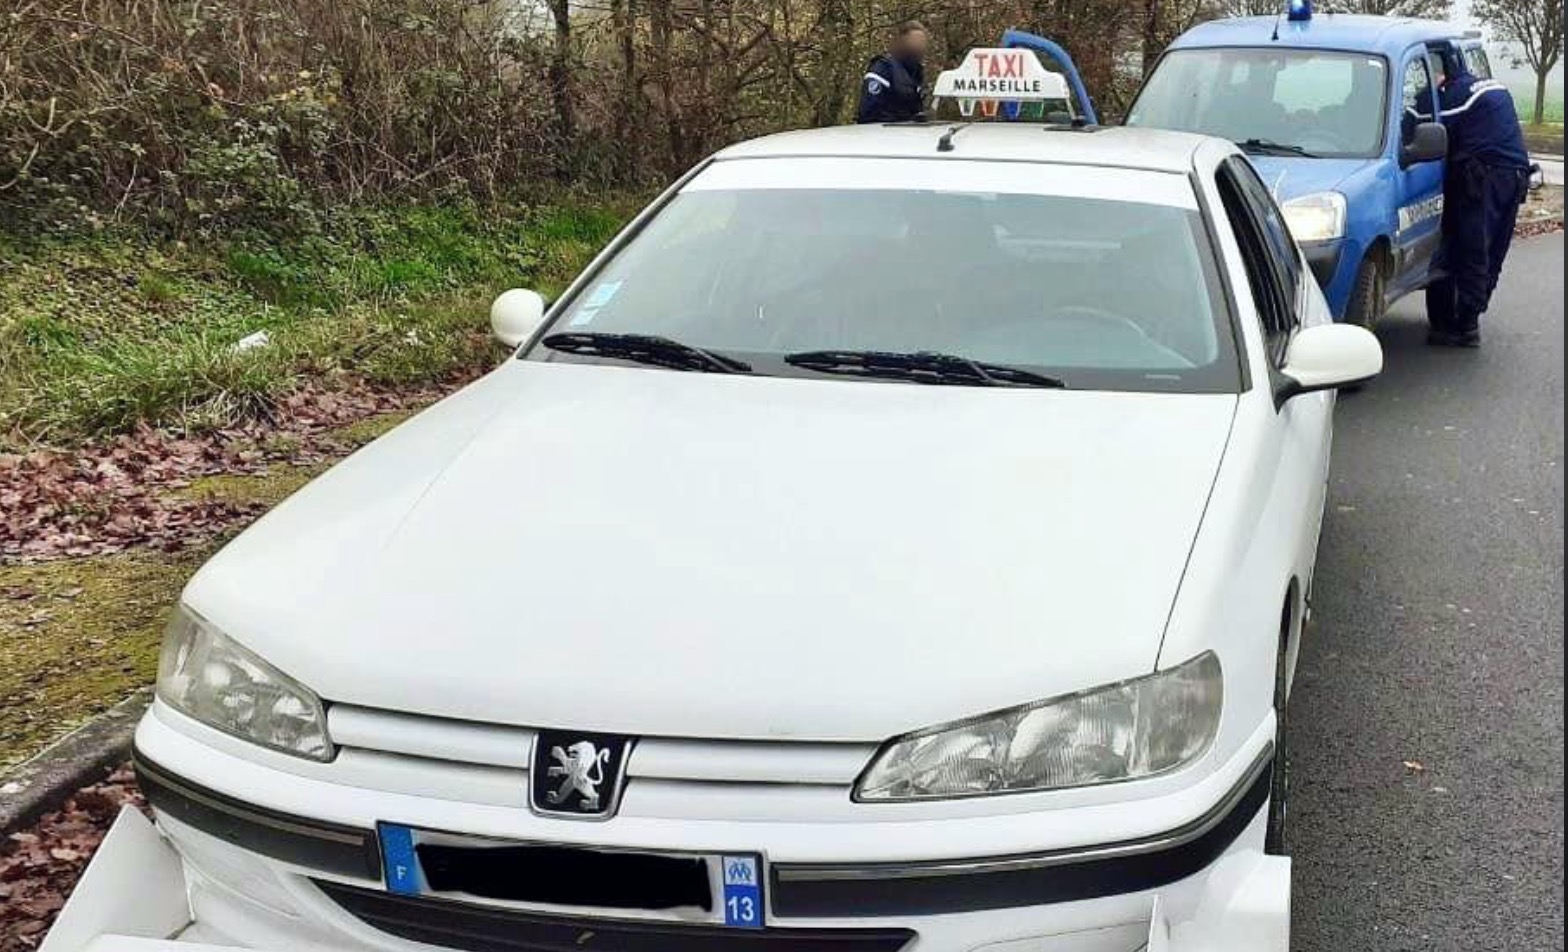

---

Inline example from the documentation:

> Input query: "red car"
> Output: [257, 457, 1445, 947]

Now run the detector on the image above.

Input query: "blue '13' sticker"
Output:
[722, 856, 764, 929]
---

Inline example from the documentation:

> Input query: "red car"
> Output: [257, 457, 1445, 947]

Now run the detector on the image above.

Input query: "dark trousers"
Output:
[1426, 162, 1529, 332]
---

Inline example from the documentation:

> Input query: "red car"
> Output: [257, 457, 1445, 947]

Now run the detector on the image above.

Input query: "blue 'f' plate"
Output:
[722, 855, 764, 929]
[378, 823, 424, 896]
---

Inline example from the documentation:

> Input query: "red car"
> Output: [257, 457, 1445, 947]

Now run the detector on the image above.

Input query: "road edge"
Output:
[0, 688, 152, 834]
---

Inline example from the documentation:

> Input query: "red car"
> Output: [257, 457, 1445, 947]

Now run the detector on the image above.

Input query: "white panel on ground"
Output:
[39, 808, 191, 952]
[1166, 852, 1291, 952]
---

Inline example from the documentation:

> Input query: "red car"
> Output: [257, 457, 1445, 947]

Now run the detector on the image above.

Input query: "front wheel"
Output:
[1344, 254, 1386, 329]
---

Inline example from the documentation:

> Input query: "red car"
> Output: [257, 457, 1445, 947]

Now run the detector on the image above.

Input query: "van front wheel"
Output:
[1345, 254, 1386, 329]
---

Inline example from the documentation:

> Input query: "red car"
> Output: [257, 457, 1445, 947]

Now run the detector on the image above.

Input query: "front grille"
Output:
[324, 705, 877, 818]
[316, 881, 915, 951]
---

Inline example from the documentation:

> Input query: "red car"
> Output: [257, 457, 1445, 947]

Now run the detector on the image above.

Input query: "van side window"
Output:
[1465, 47, 1493, 79]
[1216, 161, 1294, 365]
[1402, 55, 1437, 146]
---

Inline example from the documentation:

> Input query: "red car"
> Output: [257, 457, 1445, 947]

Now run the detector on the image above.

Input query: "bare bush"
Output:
[1, 0, 1227, 233]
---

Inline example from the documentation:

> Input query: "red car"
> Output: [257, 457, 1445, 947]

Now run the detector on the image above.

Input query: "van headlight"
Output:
[1281, 191, 1347, 242]
[854, 652, 1221, 802]
[157, 606, 334, 761]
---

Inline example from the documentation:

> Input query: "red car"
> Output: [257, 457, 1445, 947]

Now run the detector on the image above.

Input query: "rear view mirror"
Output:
[1401, 122, 1447, 167]
[1276, 323, 1383, 404]
[490, 289, 546, 347]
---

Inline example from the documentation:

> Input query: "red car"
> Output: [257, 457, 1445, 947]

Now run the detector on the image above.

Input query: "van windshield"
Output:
[1128, 48, 1389, 158]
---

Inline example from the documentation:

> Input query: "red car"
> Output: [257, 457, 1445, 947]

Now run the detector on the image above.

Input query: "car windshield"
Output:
[526, 158, 1239, 394]
[1128, 48, 1389, 158]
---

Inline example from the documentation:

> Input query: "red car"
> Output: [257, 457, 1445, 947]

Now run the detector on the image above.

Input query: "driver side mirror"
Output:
[1401, 121, 1447, 168]
[1275, 323, 1383, 404]
[490, 289, 546, 347]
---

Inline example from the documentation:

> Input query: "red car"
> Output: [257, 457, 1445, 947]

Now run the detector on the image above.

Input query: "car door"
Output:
[1216, 155, 1333, 680]
[1390, 45, 1446, 295]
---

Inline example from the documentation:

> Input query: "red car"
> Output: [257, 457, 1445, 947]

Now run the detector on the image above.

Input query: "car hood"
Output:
[186, 362, 1237, 742]
[1246, 156, 1377, 202]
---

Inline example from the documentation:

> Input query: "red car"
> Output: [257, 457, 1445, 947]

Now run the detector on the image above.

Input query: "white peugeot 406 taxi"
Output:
[47, 49, 1382, 952]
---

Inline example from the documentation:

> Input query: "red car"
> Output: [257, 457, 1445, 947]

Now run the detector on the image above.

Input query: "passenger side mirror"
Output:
[490, 289, 547, 347]
[1275, 323, 1383, 404]
[1401, 122, 1447, 168]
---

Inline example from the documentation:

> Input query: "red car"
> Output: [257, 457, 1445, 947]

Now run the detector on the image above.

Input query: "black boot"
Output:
[1428, 326, 1481, 348]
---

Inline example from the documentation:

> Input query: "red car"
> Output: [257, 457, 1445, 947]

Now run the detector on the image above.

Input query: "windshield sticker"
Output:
[569, 281, 622, 327]
[585, 281, 623, 308]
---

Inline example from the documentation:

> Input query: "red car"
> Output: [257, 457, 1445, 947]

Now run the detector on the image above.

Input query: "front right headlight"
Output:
[157, 606, 334, 762]
[855, 652, 1222, 802]
[1281, 191, 1348, 243]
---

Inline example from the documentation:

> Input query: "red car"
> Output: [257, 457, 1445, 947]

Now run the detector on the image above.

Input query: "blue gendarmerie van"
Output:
[1125, 7, 1494, 327]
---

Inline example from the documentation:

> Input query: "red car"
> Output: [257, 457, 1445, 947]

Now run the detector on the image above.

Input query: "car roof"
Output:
[1168, 14, 1462, 55]
[712, 124, 1210, 174]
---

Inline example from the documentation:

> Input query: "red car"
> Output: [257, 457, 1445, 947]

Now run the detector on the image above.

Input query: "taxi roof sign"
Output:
[933, 48, 1072, 118]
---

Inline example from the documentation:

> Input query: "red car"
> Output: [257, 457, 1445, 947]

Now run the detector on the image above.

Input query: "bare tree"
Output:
[1212, 0, 1277, 20]
[1344, 0, 1453, 16]
[548, 0, 576, 170]
[1475, 0, 1564, 124]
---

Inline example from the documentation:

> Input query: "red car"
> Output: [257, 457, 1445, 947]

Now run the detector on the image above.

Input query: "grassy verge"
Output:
[1522, 123, 1564, 157]
[0, 190, 636, 764]
[0, 196, 635, 450]
[1519, 183, 1564, 225]
[0, 553, 201, 770]
[0, 411, 419, 769]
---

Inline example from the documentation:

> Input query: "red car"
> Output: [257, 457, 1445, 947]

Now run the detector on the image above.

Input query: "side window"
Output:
[1216, 162, 1293, 366]
[1466, 47, 1493, 79]
[1402, 55, 1436, 145]
[1228, 157, 1302, 326]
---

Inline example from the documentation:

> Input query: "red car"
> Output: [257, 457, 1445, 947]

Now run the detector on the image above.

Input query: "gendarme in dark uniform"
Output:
[856, 22, 929, 124]
[1425, 53, 1532, 347]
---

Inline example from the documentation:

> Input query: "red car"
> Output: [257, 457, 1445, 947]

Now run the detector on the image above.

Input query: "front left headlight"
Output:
[855, 652, 1222, 802]
[157, 606, 334, 762]
[1281, 191, 1348, 242]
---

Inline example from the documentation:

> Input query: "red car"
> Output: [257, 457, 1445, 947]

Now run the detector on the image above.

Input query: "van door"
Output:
[1389, 45, 1445, 295]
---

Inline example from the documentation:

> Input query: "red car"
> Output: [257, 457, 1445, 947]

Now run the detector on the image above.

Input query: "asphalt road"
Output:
[1293, 232, 1565, 951]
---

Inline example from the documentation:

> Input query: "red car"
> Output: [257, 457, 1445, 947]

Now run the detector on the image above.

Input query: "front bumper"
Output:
[1301, 236, 1378, 320]
[43, 711, 1291, 952]
[1301, 239, 1344, 294]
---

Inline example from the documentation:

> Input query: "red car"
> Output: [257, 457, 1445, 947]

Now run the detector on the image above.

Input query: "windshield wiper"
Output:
[784, 350, 1066, 389]
[1238, 138, 1318, 158]
[541, 332, 751, 373]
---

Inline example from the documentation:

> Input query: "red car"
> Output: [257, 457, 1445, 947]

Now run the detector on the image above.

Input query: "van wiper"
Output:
[1238, 138, 1317, 158]
[784, 350, 1066, 388]
[542, 333, 751, 373]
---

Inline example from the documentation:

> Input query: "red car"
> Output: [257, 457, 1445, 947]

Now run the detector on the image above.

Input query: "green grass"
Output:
[1507, 85, 1564, 125]
[0, 197, 635, 448]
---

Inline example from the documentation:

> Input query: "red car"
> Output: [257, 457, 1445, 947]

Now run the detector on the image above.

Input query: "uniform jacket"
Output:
[856, 54, 925, 124]
[1438, 67, 1530, 171]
